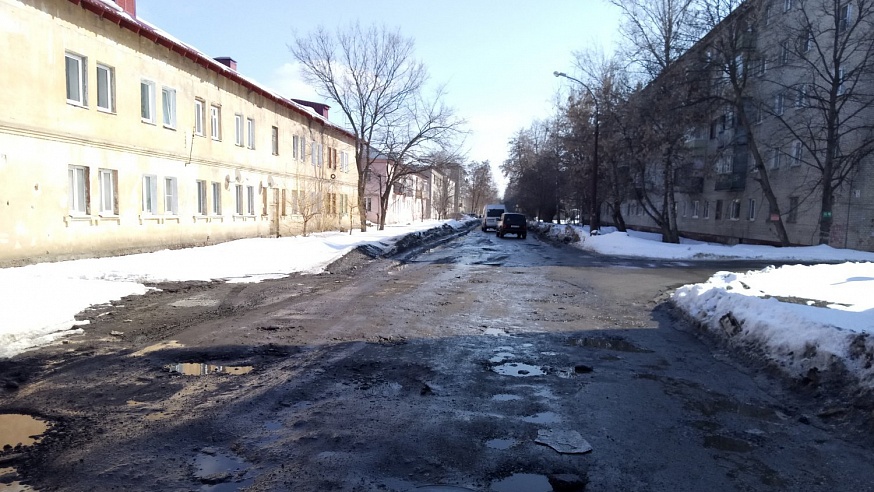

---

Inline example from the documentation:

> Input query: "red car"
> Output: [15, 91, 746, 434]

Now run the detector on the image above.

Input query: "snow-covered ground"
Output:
[3, 220, 873, 394]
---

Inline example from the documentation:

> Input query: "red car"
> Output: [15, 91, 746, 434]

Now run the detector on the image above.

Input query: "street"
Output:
[2, 227, 873, 491]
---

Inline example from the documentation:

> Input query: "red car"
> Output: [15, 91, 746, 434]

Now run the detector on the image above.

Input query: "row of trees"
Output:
[504, 0, 874, 246]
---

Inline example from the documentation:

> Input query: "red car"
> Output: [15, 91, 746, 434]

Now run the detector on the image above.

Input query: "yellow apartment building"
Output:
[0, 0, 358, 267]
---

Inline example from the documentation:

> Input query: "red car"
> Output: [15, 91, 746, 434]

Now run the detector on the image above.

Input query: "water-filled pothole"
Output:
[574, 336, 652, 353]
[490, 473, 552, 492]
[492, 363, 544, 377]
[166, 363, 253, 376]
[193, 448, 254, 491]
[521, 411, 562, 424]
[0, 414, 50, 449]
[492, 394, 522, 402]
[485, 438, 517, 450]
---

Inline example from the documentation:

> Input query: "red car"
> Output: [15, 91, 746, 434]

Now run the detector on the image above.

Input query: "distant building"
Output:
[0, 0, 357, 266]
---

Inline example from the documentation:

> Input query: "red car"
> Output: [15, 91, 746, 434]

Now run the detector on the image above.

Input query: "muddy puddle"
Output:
[193, 448, 254, 491]
[490, 473, 552, 492]
[0, 414, 50, 449]
[492, 362, 544, 377]
[485, 438, 517, 450]
[166, 363, 253, 376]
[573, 336, 652, 353]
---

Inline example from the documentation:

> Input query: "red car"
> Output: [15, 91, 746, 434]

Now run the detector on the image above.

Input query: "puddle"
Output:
[489, 352, 515, 363]
[0, 467, 37, 491]
[170, 296, 220, 308]
[485, 438, 517, 450]
[490, 473, 552, 492]
[704, 434, 755, 452]
[166, 363, 253, 376]
[0, 414, 49, 449]
[414, 486, 477, 491]
[575, 336, 652, 353]
[492, 363, 544, 377]
[193, 449, 254, 491]
[521, 411, 562, 424]
[492, 394, 522, 402]
[484, 328, 512, 336]
[131, 340, 184, 356]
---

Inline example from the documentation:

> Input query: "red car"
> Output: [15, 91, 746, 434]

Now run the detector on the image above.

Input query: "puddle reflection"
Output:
[0, 414, 49, 448]
[492, 363, 544, 377]
[166, 363, 253, 376]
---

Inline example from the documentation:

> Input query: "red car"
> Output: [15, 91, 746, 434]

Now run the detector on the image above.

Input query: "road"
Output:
[1, 227, 873, 491]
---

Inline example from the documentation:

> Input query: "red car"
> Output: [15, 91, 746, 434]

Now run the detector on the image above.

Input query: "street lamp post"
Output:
[554, 71, 600, 233]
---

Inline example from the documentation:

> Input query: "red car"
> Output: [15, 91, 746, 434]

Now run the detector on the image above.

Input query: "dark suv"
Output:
[496, 213, 527, 239]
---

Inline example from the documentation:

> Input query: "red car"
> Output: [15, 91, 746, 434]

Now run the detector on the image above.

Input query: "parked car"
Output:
[481, 204, 506, 231]
[496, 213, 527, 239]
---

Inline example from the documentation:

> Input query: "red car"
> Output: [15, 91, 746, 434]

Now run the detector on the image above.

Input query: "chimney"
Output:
[214, 57, 237, 71]
[292, 99, 331, 119]
[115, 0, 136, 17]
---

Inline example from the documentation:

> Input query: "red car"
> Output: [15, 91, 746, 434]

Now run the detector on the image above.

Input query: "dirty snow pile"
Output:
[0, 219, 474, 358]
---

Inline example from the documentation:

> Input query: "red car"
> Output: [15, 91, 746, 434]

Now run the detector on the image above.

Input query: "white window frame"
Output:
[98, 168, 117, 215]
[65, 53, 86, 107]
[69, 165, 89, 215]
[246, 185, 255, 215]
[791, 140, 803, 166]
[235, 114, 244, 146]
[247, 118, 256, 149]
[96, 63, 114, 112]
[729, 199, 741, 220]
[210, 105, 221, 141]
[162, 87, 177, 129]
[141, 79, 156, 124]
[311, 141, 317, 165]
[211, 181, 222, 215]
[142, 174, 158, 214]
[774, 93, 785, 115]
[837, 68, 845, 95]
[748, 198, 757, 221]
[783, 0, 792, 11]
[235, 184, 244, 215]
[692, 200, 700, 218]
[194, 99, 205, 136]
[770, 147, 782, 169]
[196, 180, 208, 215]
[703, 201, 710, 219]
[164, 177, 178, 215]
[839, 3, 853, 32]
[271, 126, 279, 155]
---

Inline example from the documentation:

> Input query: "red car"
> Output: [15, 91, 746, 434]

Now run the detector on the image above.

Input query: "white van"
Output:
[481, 204, 506, 231]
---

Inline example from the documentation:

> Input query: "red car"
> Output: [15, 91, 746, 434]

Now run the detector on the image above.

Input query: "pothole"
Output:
[192, 448, 254, 490]
[573, 336, 652, 353]
[485, 438, 517, 450]
[492, 394, 522, 402]
[704, 434, 755, 452]
[490, 473, 552, 492]
[521, 411, 561, 424]
[0, 414, 50, 449]
[491, 363, 544, 377]
[165, 363, 253, 376]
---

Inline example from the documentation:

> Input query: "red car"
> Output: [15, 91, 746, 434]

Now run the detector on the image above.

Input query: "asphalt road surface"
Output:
[2, 226, 873, 491]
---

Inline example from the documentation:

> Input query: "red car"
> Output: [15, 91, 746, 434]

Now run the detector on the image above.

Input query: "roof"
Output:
[68, 0, 357, 142]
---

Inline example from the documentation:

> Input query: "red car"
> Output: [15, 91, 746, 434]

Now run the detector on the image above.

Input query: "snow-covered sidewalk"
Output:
[0, 220, 473, 358]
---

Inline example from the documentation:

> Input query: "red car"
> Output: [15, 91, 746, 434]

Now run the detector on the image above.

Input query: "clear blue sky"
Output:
[136, 0, 621, 191]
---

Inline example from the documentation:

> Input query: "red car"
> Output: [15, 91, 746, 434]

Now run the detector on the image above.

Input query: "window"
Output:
[717, 154, 733, 174]
[756, 57, 768, 77]
[715, 200, 723, 220]
[235, 184, 244, 215]
[235, 114, 244, 146]
[774, 93, 785, 115]
[164, 177, 178, 215]
[210, 105, 221, 140]
[787, 196, 799, 223]
[837, 68, 845, 95]
[281, 189, 287, 216]
[211, 182, 222, 215]
[194, 99, 205, 136]
[770, 147, 782, 168]
[791, 140, 803, 165]
[692, 200, 700, 218]
[703, 201, 710, 219]
[271, 126, 279, 155]
[311, 141, 317, 165]
[98, 169, 117, 215]
[802, 29, 813, 53]
[340, 194, 348, 215]
[68, 165, 89, 215]
[247, 118, 255, 149]
[839, 3, 853, 32]
[754, 103, 764, 124]
[729, 200, 741, 220]
[261, 189, 268, 216]
[365, 197, 372, 212]
[65, 53, 86, 106]
[341, 151, 350, 172]
[783, 0, 792, 11]
[780, 43, 790, 65]
[293, 135, 300, 160]
[196, 180, 207, 215]
[96, 64, 114, 112]
[142, 175, 158, 214]
[748, 198, 757, 220]
[246, 186, 255, 215]
[325, 193, 337, 215]
[141, 80, 156, 123]
[162, 87, 176, 129]
[290, 189, 300, 215]
[795, 85, 808, 108]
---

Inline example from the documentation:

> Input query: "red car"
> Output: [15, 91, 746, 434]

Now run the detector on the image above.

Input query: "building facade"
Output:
[614, 0, 874, 251]
[0, 0, 357, 266]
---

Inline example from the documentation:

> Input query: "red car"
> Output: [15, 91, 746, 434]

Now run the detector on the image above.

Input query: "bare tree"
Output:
[283, 180, 322, 237]
[291, 23, 427, 232]
[464, 161, 499, 214]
